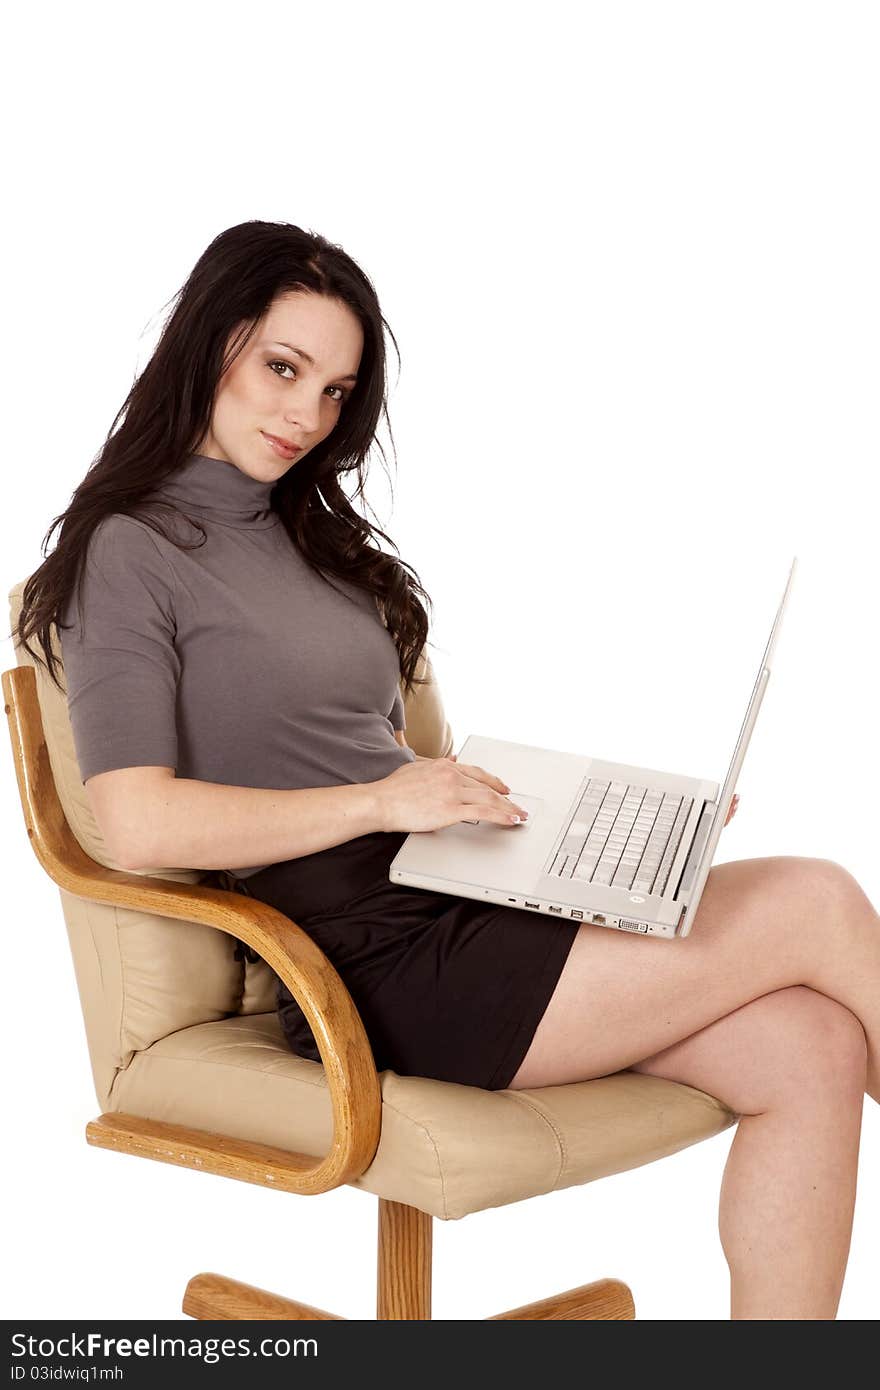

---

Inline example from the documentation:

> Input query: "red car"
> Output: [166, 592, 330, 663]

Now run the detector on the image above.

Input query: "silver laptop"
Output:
[389, 558, 797, 939]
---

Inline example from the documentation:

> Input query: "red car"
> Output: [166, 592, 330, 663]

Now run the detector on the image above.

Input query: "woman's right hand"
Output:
[373, 754, 529, 833]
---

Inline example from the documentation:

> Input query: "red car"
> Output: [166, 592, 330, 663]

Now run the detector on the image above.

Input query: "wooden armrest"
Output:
[3, 664, 381, 1195]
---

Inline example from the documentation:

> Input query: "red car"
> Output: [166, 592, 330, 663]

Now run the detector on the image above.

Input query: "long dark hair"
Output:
[15, 219, 434, 698]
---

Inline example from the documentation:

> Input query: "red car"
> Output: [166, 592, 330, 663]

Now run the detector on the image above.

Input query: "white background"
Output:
[2, 0, 878, 1323]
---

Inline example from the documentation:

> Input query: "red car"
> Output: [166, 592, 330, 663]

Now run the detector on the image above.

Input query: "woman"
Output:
[15, 219, 877, 1320]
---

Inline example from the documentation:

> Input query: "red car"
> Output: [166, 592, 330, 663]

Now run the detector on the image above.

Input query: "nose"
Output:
[284, 389, 323, 436]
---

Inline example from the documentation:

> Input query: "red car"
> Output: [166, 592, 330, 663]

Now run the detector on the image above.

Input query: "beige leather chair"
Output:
[4, 578, 737, 1321]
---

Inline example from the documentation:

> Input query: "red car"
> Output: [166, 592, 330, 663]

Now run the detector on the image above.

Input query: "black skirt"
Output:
[219, 829, 579, 1091]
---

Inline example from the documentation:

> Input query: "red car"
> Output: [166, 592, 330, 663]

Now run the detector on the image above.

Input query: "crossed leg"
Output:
[507, 855, 878, 1318]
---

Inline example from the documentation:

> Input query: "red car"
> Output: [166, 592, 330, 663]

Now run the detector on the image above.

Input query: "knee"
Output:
[766, 986, 867, 1101]
[806, 855, 870, 903]
[769, 855, 874, 925]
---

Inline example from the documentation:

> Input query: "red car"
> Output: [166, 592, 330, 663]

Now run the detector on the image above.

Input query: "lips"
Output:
[262, 432, 302, 458]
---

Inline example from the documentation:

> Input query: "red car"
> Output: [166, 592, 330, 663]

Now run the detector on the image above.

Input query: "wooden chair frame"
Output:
[4, 663, 634, 1320]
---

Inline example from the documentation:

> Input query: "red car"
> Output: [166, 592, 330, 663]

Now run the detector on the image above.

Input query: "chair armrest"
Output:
[3, 664, 381, 1194]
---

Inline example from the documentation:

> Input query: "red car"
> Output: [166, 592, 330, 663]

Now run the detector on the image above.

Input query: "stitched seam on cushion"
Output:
[377, 1097, 448, 1220]
[79, 893, 122, 1101]
[502, 1092, 567, 1188]
[136, 1050, 330, 1086]
[80, 896, 107, 997]
[109, 902, 126, 1063]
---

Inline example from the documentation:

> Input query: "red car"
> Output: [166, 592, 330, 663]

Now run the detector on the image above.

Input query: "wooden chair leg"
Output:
[487, 1278, 635, 1320]
[183, 1272, 344, 1320]
[376, 1199, 432, 1319]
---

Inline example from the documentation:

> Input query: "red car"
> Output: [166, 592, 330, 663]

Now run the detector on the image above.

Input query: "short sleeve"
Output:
[59, 515, 181, 783]
[389, 686, 405, 730]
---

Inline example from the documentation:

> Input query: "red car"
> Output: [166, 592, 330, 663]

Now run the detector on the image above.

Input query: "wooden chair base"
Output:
[182, 1199, 635, 1321]
[83, 1113, 635, 1320]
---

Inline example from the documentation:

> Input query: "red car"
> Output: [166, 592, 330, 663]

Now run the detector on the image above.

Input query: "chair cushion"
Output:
[109, 1013, 737, 1220]
[58, 889, 246, 1101]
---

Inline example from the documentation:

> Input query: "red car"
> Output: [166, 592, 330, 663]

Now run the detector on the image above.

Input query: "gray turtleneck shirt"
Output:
[59, 452, 415, 877]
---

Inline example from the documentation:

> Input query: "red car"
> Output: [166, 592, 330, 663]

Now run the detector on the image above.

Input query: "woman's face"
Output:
[196, 290, 364, 481]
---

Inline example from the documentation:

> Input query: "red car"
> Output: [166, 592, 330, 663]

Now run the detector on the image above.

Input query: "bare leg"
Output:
[508, 855, 880, 1100]
[629, 986, 867, 1319]
[505, 856, 877, 1319]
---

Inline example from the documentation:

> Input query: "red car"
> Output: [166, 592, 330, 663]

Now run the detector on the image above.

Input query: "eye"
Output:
[268, 360, 349, 404]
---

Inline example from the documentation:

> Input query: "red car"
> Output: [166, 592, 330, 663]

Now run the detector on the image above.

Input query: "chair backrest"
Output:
[7, 579, 454, 1111]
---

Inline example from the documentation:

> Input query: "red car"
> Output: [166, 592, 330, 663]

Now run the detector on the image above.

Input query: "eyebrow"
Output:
[270, 341, 358, 383]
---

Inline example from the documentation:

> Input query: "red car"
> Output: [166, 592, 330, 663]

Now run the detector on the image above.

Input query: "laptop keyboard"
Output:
[546, 778, 694, 895]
